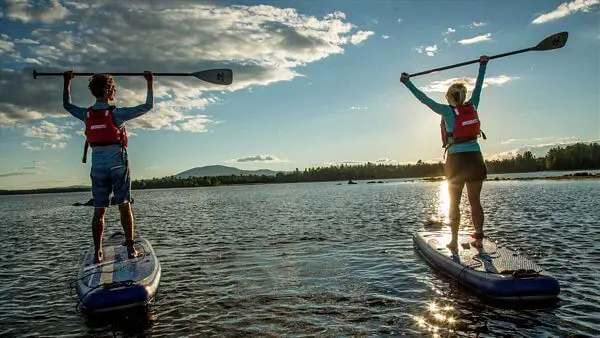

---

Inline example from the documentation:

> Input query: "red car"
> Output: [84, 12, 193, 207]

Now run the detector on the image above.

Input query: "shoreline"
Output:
[1, 171, 599, 196]
[420, 172, 600, 182]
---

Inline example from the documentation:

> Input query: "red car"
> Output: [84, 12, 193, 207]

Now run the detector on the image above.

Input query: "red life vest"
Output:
[440, 102, 485, 148]
[82, 106, 127, 163]
[84, 106, 128, 147]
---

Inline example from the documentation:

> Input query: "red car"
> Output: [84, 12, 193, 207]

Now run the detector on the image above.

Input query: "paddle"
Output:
[33, 68, 234, 85]
[407, 32, 568, 78]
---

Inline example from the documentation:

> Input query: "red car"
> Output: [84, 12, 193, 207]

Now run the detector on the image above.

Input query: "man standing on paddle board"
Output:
[63, 70, 154, 264]
[400, 56, 489, 250]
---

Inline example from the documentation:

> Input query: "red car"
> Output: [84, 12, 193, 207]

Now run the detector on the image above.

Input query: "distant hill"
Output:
[175, 165, 279, 178]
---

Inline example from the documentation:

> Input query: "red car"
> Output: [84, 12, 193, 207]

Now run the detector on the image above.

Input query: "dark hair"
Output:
[88, 74, 114, 99]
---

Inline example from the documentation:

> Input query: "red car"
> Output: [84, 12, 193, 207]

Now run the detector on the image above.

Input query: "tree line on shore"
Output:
[2, 142, 598, 195]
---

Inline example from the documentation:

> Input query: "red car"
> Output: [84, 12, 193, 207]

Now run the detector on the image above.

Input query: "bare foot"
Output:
[122, 239, 140, 258]
[94, 251, 103, 264]
[126, 244, 139, 259]
[471, 239, 483, 249]
[446, 241, 458, 251]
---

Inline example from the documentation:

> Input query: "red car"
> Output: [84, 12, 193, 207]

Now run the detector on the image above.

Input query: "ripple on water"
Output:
[0, 180, 599, 336]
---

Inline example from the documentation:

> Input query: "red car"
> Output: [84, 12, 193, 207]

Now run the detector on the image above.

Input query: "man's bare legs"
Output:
[118, 202, 139, 258]
[466, 180, 484, 248]
[447, 181, 465, 250]
[92, 207, 107, 264]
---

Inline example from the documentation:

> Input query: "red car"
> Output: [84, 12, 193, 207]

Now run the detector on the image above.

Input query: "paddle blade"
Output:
[533, 32, 568, 51]
[192, 69, 233, 85]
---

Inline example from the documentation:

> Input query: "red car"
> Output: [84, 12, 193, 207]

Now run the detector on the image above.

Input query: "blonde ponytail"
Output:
[445, 83, 467, 106]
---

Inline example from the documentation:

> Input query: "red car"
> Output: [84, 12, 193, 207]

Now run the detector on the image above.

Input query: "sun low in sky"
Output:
[0, 0, 598, 189]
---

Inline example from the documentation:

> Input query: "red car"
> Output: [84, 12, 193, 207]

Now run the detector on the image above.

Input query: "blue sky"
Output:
[0, 0, 598, 189]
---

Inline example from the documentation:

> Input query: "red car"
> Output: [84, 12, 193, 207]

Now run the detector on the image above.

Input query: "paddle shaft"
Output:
[409, 47, 532, 77]
[33, 71, 192, 78]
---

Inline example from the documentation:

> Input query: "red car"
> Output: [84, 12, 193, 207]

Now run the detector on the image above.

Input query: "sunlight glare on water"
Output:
[437, 180, 450, 224]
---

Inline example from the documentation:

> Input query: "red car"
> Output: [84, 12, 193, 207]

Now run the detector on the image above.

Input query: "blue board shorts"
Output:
[90, 162, 132, 208]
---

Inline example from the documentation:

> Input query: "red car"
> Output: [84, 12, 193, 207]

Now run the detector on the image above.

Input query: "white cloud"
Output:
[472, 21, 486, 27]
[382, 35, 390, 39]
[500, 138, 521, 145]
[350, 31, 375, 44]
[14, 38, 39, 44]
[235, 155, 285, 163]
[4, 0, 70, 23]
[21, 141, 67, 151]
[501, 136, 564, 145]
[0, 113, 16, 125]
[43, 142, 67, 149]
[324, 11, 346, 20]
[21, 121, 70, 140]
[332, 160, 366, 165]
[397, 18, 402, 23]
[419, 75, 518, 93]
[375, 158, 400, 165]
[128, 90, 219, 132]
[0, 103, 45, 125]
[414, 44, 438, 56]
[442, 28, 456, 44]
[484, 75, 515, 86]
[22, 142, 41, 151]
[443, 28, 456, 35]
[0, 38, 15, 54]
[487, 138, 597, 160]
[24, 58, 42, 65]
[178, 115, 213, 133]
[532, 0, 600, 24]
[458, 33, 492, 45]
[33, 45, 63, 60]
[425, 45, 438, 56]
[350, 106, 368, 110]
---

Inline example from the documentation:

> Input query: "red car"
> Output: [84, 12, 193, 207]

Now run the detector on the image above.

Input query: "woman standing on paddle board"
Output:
[400, 56, 489, 250]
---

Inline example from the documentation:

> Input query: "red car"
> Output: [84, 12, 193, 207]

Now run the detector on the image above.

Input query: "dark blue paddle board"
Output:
[75, 232, 161, 313]
[414, 231, 560, 302]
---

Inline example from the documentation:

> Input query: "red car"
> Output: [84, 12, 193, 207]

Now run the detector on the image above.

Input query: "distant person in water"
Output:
[400, 56, 490, 250]
[63, 70, 154, 263]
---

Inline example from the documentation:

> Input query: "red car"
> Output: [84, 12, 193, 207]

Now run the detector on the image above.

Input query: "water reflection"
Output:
[432, 181, 450, 225]
[424, 181, 450, 229]
[83, 304, 156, 336]
[413, 301, 457, 337]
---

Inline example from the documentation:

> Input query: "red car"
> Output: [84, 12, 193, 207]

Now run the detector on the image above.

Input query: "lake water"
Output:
[0, 179, 599, 336]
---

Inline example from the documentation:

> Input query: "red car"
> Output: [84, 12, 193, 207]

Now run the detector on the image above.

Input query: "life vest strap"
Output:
[82, 141, 89, 163]
[442, 136, 478, 149]
[89, 141, 123, 147]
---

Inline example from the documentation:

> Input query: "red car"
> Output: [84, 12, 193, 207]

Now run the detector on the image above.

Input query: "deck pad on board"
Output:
[80, 233, 156, 289]
[424, 232, 542, 274]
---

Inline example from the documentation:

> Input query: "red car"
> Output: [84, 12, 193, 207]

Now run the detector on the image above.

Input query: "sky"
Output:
[0, 0, 599, 189]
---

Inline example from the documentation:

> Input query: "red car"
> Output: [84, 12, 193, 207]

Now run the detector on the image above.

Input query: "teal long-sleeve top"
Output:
[404, 63, 487, 154]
